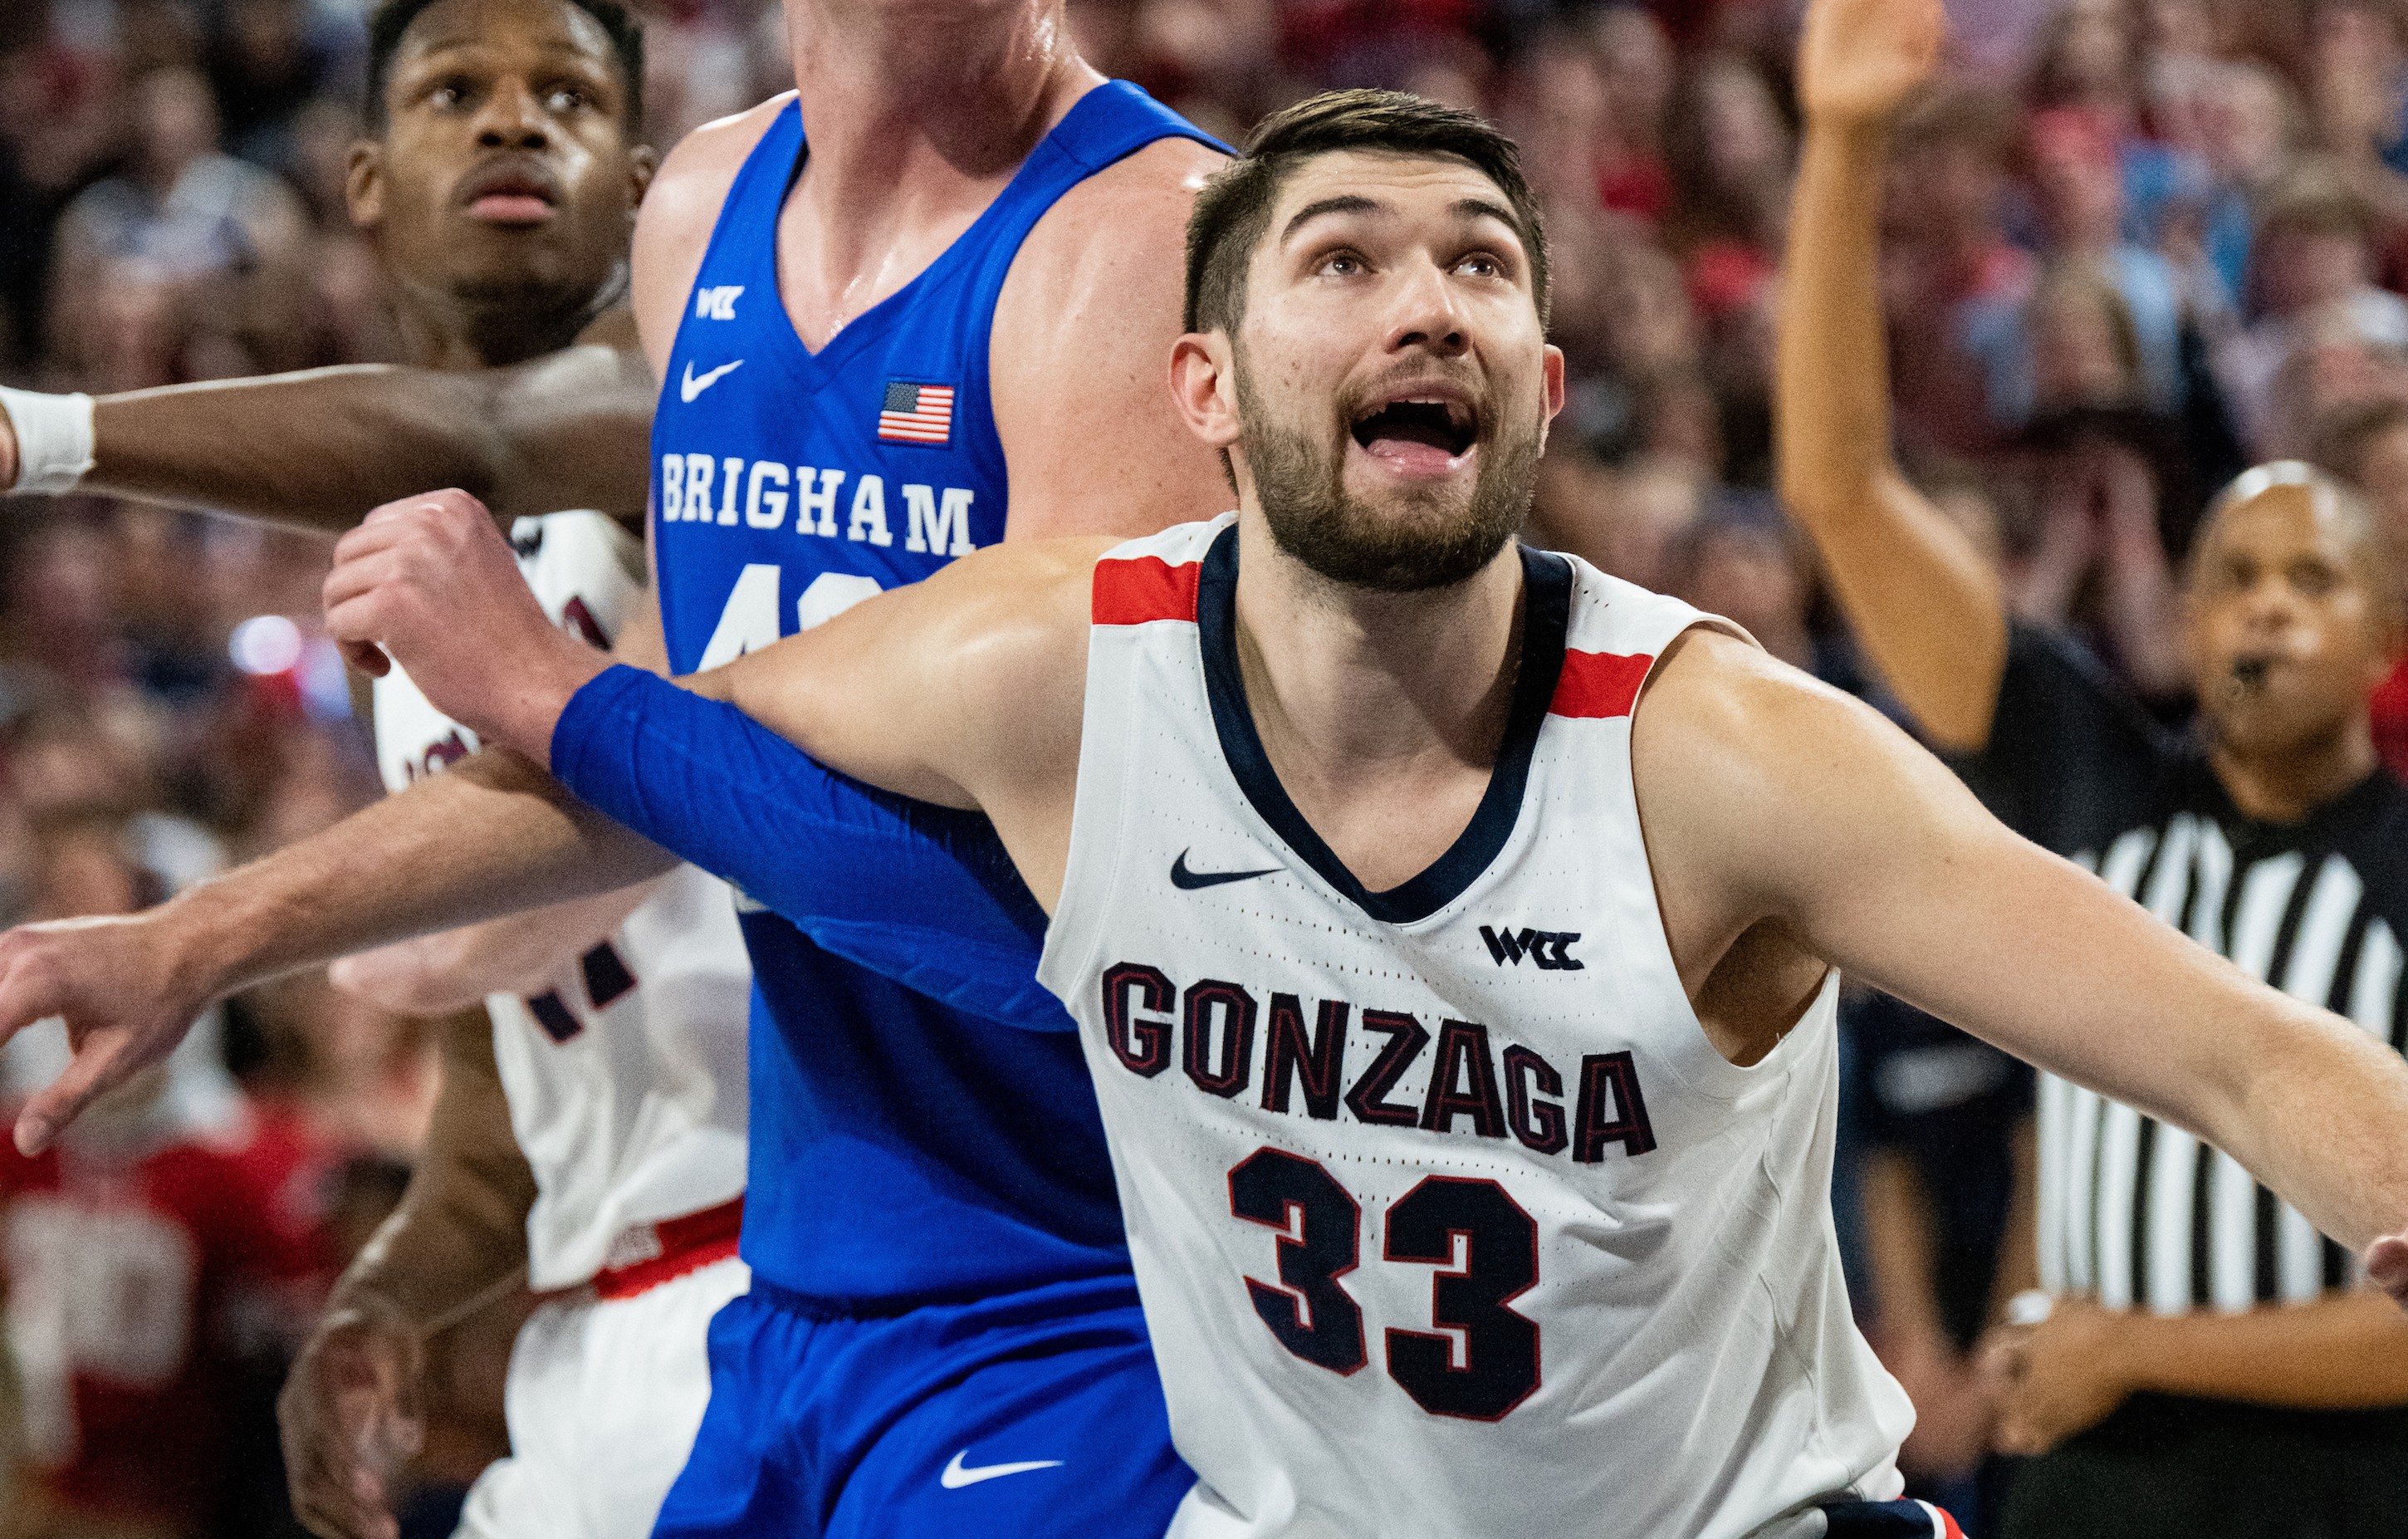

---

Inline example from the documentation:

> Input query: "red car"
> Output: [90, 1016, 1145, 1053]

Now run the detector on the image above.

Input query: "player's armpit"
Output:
[1632, 630, 2408, 1254]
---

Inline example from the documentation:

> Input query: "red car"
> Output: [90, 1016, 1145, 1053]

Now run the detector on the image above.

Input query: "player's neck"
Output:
[389, 263, 628, 370]
[2208, 715, 2380, 825]
[1229, 521, 1526, 882]
[782, 1, 1094, 228]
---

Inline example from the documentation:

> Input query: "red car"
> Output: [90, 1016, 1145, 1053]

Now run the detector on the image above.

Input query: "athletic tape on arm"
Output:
[551, 664, 1069, 1031]
[0, 387, 95, 495]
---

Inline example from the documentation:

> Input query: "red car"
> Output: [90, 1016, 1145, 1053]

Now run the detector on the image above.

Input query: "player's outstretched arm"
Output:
[0, 743, 677, 1155]
[1776, 0, 2008, 752]
[1637, 632, 2408, 1274]
[0, 320, 653, 532]
[330, 877, 664, 1015]
[281, 1009, 535, 1539]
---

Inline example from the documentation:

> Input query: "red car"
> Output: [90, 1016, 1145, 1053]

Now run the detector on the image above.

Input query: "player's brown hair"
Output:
[1183, 90, 1550, 337]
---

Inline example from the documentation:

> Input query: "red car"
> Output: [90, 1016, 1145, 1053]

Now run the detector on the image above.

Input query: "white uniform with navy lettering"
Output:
[370, 512, 752, 1539]
[1036, 515, 1912, 1539]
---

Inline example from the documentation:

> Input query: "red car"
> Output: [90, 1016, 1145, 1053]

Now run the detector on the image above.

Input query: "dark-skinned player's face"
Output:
[2185, 478, 2404, 762]
[1226, 150, 1564, 592]
[349, 0, 651, 308]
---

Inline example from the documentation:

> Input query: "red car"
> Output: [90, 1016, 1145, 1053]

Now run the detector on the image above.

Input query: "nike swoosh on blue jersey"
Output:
[939, 1450, 1065, 1488]
[1171, 849, 1280, 889]
[681, 359, 743, 402]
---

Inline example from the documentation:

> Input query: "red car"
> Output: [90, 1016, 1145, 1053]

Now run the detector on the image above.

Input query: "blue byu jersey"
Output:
[651, 83, 1225, 1305]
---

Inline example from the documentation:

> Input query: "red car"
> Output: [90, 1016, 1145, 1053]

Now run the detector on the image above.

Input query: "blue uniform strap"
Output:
[955, 82, 1230, 465]
[551, 665, 1069, 1032]
[668, 98, 801, 351]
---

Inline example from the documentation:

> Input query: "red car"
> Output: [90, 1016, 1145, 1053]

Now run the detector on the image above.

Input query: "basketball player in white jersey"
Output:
[338, 502, 752, 1539]
[0, 4, 756, 1537]
[314, 93, 2408, 1537]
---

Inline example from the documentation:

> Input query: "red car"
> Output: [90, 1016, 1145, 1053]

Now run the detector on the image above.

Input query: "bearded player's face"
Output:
[351, 0, 649, 312]
[1231, 150, 1562, 593]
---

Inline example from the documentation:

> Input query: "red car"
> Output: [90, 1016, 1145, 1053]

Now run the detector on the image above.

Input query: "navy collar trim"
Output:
[1195, 524, 1571, 924]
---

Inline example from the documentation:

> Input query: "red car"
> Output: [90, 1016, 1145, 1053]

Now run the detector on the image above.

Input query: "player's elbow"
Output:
[329, 938, 487, 1017]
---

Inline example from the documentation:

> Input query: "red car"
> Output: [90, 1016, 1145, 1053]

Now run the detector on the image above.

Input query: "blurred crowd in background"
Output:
[6, 0, 2408, 1533]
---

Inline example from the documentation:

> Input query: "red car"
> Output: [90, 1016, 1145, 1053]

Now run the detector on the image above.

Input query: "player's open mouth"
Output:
[1349, 392, 1478, 476]
[459, 161, 561, 226]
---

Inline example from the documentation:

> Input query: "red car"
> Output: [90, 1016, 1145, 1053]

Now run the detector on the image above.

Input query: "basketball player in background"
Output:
[316, 91, 2408, 1537]
[0, 5, 760, 1539]
[7, 0, 1243, 1531]
[1779, 0, 2408, 1533]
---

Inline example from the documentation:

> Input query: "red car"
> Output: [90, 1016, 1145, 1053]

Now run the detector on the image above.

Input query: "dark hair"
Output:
[365, 0, 644, 132]
[1183, 89, 1549, 337]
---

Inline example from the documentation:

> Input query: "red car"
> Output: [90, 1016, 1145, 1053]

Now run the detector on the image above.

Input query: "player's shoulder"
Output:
[631, 92, 797, 361]
[1636, 626, 1888, 782]
[650, 91, 795, 204]
[928, 534, 1122, 640]
[1020, 135, 1225, 276]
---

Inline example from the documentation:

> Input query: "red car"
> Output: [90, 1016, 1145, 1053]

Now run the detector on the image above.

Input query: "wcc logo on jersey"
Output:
[1481, 925, 1583, 971]
[694, 285, 743, 320]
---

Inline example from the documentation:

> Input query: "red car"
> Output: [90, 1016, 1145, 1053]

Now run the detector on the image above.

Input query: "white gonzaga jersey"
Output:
[1037, 517, 1912, 1539]
[373, 512, 751, 1290]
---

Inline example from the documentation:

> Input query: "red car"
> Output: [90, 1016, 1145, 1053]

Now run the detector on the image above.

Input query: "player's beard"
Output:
[1234, 350, 1540, 594]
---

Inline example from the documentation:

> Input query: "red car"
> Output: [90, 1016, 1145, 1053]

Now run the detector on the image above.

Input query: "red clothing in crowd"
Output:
[2375, 657, 2408, 781]
[0, 1095, 334, 1532]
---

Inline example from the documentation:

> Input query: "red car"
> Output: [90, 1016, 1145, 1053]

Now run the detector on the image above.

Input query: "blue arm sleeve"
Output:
[549, 664, 1069, 1032]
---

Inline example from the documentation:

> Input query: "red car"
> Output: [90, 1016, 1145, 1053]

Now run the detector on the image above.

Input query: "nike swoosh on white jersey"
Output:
[680, 359, 743, 402]
[938, 1450, 1065, 1489]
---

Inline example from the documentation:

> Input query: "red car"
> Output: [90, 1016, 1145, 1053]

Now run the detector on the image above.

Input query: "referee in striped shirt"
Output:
[1784, 2, 2408, 1534]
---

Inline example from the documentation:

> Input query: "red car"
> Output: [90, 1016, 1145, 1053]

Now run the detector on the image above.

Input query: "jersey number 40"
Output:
[1228, 1149, 1539, 1421]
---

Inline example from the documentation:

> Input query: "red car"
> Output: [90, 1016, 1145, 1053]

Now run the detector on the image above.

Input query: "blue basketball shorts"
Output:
[1821, 1498, 1970, 1537]
[650, 1272, 1192, 1539]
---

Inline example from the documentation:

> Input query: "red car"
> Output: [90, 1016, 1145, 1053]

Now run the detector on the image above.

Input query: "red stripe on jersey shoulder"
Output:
[1093, 556, 1202, 625]
[1550, 649, 1654, 718]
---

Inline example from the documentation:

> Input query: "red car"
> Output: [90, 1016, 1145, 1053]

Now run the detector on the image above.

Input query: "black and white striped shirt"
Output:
[1960, 627, 2408, 1313]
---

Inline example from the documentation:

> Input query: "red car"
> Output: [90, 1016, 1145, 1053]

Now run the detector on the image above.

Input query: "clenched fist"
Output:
[279, 1298, 426, 1539]
[322, 488, 607, 763]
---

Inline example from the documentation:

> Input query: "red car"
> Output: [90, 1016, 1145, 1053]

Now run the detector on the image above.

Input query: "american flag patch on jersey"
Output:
[877, 381, 954, 444]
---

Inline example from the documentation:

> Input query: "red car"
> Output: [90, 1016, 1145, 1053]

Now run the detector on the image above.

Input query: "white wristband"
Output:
[0, 385, 95, 496]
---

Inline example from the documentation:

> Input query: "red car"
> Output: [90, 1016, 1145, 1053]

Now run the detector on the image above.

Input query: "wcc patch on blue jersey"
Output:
[648, 81, 1228, 1309]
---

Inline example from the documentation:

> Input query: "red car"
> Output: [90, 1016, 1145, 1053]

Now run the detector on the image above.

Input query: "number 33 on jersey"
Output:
[1038, 517, 1916, 1538]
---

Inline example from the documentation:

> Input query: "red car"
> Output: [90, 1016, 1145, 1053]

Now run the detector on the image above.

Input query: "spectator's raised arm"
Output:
[1778, 0, 2009, 752]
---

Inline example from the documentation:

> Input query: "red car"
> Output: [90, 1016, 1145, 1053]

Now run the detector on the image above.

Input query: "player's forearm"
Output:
[329, 1012, 534, 1336]
[2209, 1003, 2408, 1256]
[1776, 115, 2006, 751]
[2105, 1290, 2408, 1409]
[154, 747, 674, 1002]
[333, 878, 662, 1016]
[76, 355, 649, 530]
